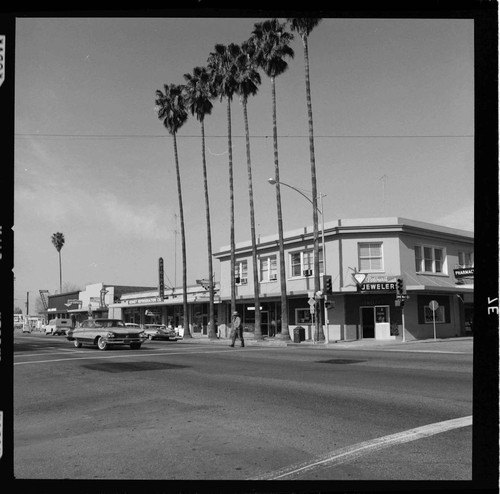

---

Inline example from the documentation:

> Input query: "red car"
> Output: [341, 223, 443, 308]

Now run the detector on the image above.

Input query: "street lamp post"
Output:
[268, 178, 328, 342]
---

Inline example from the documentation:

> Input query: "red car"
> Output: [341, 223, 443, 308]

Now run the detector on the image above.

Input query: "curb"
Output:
[178, 336, 473, 349]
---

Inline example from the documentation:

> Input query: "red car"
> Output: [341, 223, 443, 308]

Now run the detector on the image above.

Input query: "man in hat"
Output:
[229, 310, 244, 348]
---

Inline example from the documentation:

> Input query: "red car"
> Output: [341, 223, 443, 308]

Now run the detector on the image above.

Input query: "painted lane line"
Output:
[13, 346, 274, 365]
[14, 346, 218, 359]
[382, 349, 470, 354]
[249, 415, 472, 480]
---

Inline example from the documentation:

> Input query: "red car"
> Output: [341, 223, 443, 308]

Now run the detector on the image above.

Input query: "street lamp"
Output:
[267, 178, 328, 343]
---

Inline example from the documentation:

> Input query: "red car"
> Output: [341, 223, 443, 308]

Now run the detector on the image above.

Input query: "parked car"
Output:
[45, 318, 73, 335]
[143, 324, 179, 341]
[67, 318, 147, 350]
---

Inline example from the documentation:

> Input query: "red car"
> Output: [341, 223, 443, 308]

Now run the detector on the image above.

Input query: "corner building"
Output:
[214, 217, 474, 341]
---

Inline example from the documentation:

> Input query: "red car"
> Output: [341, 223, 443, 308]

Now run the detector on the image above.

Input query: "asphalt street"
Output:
[13, 332, 473, 482]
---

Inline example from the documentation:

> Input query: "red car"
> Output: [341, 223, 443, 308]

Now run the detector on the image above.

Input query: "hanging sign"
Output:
[454, 267, 474, 279]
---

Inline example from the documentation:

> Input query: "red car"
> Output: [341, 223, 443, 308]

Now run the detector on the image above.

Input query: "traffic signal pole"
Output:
[320, 194, 328, 343]
[397, 278, 406, 342]
[401, 304, 406, 342]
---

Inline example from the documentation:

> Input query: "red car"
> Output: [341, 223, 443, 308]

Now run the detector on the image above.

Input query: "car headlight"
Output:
[107, 332, 116, 338]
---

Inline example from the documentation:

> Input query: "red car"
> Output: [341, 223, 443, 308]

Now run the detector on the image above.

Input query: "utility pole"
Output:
[26, 291, 29, 316]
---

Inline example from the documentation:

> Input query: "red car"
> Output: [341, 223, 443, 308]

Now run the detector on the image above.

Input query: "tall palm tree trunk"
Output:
[271, 77, 289, 339]
[58, 251, 62, 293]
[227, 99, 236, 316]
[201, 120, 216, 338]
[243, 100, 262, 339]
[303, 36, 323, 340]
[173, 133, 191, 337]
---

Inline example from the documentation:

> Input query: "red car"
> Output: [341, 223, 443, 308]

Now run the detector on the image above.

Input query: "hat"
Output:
[232, 311, 239, 315]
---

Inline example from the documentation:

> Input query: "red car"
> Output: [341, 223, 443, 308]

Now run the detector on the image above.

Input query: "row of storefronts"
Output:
[40, 216, 474, 341]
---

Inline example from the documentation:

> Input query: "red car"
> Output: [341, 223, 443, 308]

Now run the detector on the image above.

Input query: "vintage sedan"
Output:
[143, 324, 179, 341]
[67, 318, 147, 350]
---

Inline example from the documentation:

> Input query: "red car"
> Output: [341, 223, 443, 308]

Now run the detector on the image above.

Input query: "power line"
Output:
[15, 132, 474, 139]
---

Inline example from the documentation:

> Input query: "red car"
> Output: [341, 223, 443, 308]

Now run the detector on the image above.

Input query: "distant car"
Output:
[143, 324, 179, 341]
[45, 318, 73, 336]
[67, 318, 147, 350]
[22, 325, 31, 333]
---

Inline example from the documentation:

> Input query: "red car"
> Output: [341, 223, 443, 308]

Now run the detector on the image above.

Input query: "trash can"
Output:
[293, 326, 305, 343]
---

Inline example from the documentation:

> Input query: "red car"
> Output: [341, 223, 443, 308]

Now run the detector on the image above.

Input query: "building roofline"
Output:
[215, 216, 474, 257]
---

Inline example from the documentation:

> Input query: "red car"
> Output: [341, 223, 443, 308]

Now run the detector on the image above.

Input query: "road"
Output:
[13, 332, 472, 482]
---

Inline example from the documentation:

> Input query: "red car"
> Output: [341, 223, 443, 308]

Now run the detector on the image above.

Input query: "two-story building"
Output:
[214, 217, 474, 341]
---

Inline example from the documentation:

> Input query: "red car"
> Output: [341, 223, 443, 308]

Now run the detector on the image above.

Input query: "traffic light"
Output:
[323, 275, 333, 295]
[397, 278, 404, 294]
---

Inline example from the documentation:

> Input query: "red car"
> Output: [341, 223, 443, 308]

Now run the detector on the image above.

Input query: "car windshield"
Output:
[94, 320, 126, 328]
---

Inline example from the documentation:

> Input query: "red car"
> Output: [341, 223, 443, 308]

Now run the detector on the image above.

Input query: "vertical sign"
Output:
[100, 288, 108, 307]
[159, 257, 164, 299]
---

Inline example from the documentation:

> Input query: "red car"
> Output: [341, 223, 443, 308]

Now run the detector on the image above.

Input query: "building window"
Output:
[295, 308, 313, 325]
[458, 251, 474, 267]
[358, 243, 383, 272]
[415, 245, 447, 274]
[259, 255, 277, 282]
[235, 260, 248, 285]
[290, 249, 323, 277]
[423, 305, 446, 323]
[417, 295, 450, 324]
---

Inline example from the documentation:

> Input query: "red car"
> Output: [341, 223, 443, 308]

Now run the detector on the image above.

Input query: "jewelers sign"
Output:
[357, 275, 398, 293]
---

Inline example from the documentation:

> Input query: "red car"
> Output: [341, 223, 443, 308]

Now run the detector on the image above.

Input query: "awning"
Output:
[67, 308, 107, 313]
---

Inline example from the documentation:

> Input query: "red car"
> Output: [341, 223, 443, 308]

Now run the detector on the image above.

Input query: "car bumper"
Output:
[104, 337, 148, 344]
[148, 334, 179, 340]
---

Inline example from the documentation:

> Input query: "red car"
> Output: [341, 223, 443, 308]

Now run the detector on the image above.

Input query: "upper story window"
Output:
[290, 249, 323, 277]
[235, 260, 248, 285]
[259, 255, 277, 282]
[358, 242, 383, 272]
[415, 245, 447, 274]
[458, 251, 474, 267]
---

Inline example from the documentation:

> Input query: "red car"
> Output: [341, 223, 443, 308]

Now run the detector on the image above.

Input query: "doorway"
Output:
[260, 310, 269, 336]
[360, 307, 375, 338]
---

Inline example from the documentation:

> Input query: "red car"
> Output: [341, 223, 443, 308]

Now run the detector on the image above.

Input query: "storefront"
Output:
[109, 283, 223, 336]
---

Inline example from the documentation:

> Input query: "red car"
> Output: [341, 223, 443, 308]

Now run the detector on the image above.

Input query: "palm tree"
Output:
[154, 83, 191, 338]
[250, 19, 294, 340]
[183, 66, 217, 339]
[51, 232, 65, 293]
[287, 17, 324, 341]
[207, 43, 240, 317]
[234, 41, 263, 340]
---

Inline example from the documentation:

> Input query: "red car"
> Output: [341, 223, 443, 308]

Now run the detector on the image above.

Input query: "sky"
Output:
[13, 14, 475, 312]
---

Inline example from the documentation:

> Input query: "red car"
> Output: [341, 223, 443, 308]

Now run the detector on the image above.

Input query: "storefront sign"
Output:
[124, 297, 163, 305]
[359, 281, 397, 292]
[454, 267, 474, 278]
[355, 274, 400, 293]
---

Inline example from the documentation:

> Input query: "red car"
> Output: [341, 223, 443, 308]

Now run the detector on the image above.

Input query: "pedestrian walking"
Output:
[229, 311, 244, 348]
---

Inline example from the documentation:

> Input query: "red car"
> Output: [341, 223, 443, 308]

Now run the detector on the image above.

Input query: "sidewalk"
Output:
[177, 335, 473, 351]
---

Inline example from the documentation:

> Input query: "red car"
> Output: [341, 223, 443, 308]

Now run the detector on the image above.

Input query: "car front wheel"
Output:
[130, 343, 142, 350]
[97, 337, 108, 351]
[74, 339, 82, 348]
